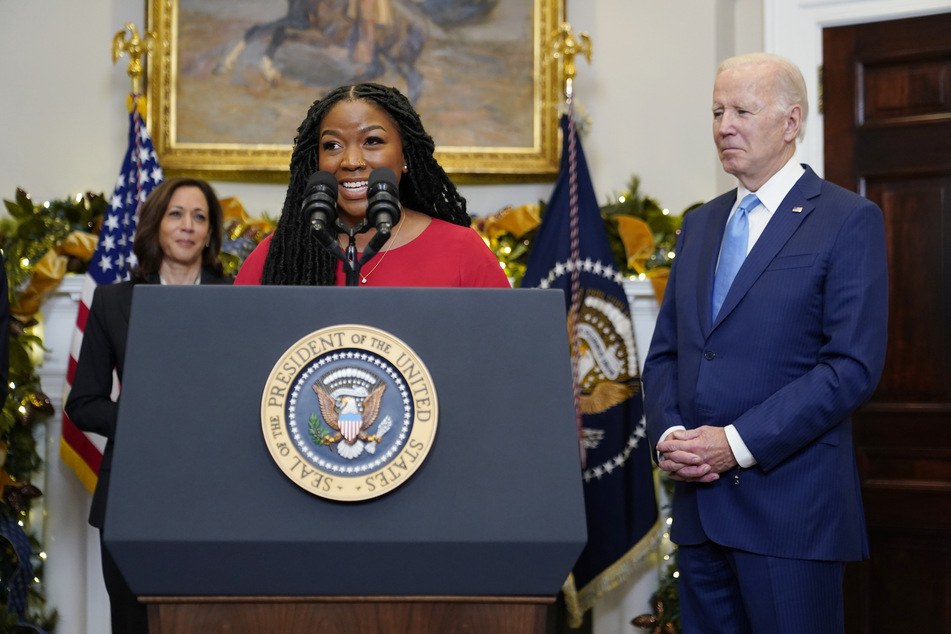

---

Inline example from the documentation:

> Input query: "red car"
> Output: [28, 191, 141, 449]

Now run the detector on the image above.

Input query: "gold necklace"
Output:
[360, 215, 405, 284]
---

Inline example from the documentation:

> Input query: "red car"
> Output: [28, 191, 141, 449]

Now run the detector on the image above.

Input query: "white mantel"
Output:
[34, 275, 109, 634]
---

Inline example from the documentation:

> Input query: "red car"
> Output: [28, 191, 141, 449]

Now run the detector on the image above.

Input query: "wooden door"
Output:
[823, 12, 951, 634]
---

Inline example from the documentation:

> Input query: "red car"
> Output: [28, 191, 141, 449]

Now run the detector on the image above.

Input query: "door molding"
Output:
[765, 0, 951, 176]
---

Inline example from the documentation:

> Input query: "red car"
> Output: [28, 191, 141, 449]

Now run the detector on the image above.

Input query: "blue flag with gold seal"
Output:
[521, 114, 660, 626]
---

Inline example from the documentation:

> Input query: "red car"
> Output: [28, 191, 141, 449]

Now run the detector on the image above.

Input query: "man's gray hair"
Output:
[718, 53, 809, 142]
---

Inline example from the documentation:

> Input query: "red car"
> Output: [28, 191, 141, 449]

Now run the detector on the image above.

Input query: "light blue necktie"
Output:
[712, 193, 759, 320]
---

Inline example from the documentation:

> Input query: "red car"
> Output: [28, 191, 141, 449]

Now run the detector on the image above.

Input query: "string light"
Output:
[4, 188, 78, 629]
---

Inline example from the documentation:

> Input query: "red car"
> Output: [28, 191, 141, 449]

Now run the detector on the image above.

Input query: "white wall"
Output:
[1, 0, 133, 205]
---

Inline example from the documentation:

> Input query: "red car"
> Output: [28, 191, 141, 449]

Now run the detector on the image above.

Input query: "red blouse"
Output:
[235, 217, 510, 288]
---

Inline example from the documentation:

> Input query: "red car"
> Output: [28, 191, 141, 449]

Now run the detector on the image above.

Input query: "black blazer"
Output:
[65, 269, 231, 528]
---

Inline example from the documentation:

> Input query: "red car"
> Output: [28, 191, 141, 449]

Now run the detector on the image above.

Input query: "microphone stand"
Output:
[315, 218, 392, 287]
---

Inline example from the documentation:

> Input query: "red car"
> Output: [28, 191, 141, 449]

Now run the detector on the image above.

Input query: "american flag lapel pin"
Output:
[792, 206, 803, 213]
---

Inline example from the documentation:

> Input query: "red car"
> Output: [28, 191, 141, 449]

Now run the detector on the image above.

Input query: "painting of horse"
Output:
[150, 0, 561, 178]
[175, 0, 529, 146]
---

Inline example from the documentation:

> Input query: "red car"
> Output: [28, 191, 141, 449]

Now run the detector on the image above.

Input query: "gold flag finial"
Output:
[551, 22, 592, 102]
[112, 23, 156, 100]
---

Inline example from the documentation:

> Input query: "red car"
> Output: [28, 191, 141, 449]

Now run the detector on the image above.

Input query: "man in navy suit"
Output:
[643, 53, 888, 633]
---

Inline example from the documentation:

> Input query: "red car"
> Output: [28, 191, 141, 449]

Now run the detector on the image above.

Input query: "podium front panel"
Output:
[105, 287, 586, 597]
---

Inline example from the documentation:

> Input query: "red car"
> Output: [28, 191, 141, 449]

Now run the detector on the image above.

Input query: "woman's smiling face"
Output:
[317, 99, 406, 228]
[157, 185, 210, 268]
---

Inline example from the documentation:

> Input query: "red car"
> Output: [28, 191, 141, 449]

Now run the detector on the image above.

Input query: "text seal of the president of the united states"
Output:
[261, 324, 438, 501]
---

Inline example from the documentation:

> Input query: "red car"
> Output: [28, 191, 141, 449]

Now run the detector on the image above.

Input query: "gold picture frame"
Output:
[146, 0, 564, 183]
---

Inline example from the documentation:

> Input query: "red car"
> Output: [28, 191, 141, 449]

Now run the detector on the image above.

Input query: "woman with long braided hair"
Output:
[235, 83, 509, 288]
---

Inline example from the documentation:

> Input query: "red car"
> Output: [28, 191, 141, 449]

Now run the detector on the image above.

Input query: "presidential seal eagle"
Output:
[313, 379, 386, 459]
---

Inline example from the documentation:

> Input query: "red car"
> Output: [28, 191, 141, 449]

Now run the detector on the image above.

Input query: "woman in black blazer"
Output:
[65, 177, 232, 633]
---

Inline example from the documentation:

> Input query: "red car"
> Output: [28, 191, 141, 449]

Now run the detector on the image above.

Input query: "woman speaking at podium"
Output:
[66, 177, 232, 633]
[234, 83, 510, 288]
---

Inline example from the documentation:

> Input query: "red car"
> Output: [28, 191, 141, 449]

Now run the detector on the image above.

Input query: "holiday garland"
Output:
[0, 188, 96, 632]
[474, 175, 695, 293]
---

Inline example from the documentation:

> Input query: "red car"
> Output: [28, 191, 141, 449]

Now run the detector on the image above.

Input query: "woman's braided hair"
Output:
[261, 83, 470, 285]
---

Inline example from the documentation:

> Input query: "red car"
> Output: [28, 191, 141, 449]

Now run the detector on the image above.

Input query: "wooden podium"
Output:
[143, 596, 550, 634]
[105, 287, 587, 633]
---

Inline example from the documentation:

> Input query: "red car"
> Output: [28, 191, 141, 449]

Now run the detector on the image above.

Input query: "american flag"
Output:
[59, 96, 163, 492]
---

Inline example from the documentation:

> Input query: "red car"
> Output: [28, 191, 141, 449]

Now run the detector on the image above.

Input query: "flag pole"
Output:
[522, 24, 661, 627]
[551, 23, 593, 464]
[111, 22, 156, 114]
[524, 27, 660, 627]
[551, 22, 591, 105]
[59, 22, 164, 493]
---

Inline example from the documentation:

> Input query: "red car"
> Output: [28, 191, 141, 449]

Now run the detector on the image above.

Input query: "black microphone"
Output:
[302, 170, 338, 233]
[366, 167, 402, 237]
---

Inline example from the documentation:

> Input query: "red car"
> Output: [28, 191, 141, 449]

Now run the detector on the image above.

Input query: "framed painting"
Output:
[146, 0, 564, 182]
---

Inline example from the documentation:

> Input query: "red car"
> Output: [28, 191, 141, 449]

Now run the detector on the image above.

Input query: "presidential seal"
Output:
[261, 325, 438, 502]
[534, 259, 647, 477]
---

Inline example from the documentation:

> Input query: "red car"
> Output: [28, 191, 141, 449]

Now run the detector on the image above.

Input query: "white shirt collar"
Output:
[736, 158, 805, 212]
[159, 272, 202, 285]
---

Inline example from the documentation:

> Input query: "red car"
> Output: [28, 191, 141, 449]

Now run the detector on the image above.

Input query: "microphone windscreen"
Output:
[368, 166, 398, 193]
[306, 170, 338, 192]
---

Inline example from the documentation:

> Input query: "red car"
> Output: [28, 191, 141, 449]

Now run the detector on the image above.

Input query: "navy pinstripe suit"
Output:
[643, 166, 888, 629]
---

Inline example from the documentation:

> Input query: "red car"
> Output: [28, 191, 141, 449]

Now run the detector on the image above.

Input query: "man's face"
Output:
[712, 64, 796, 191]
